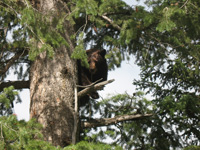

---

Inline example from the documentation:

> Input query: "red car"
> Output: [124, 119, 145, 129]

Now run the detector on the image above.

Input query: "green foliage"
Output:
[80, 92, 154, 149]
[70, 1, 200, 149]
[156, 7, 178, 32]
[73, 4, 200, 149]
[0, 0, 30, 80]
[106, 47, 123, 69]
[64, 141, 122, 150]
[184, 146, 200, 150]
[0, 115, 122, 150]
[20, 5, 68, 60]
[0, 116, 59, 150]
[0, 86, 19, 116]
[0, 0, 68, 61]
[75, 0, 98, 17]
[71, 32, 89, 68]
[71, 0, 131, 69]
[1, 0, 200, 149]
[28, 38, 55, 61]
[132, 0, 200, 149]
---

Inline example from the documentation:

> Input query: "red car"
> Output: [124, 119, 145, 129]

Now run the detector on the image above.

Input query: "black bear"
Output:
[79, 49, 108, 106]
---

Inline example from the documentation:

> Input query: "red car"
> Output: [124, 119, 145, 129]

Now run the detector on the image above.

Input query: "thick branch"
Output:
[0, 50, 28, 75]
[77, 79, 115, 98]
[82, 114, 153, 128]
[0, 80, 30, 92]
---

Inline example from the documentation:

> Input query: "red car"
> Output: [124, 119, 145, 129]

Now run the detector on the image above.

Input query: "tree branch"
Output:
[77, 79, 115, 98]
[0, 50, 28, 75]
[82, 114, 153, 128]
[101, 15, 121, 31]
[180, 0, 189, 9]
[0, 80, 30, 92]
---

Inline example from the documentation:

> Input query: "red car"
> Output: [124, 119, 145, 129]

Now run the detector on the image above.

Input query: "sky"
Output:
[13, 60, 141, 121]
[12, 0, 145, 121]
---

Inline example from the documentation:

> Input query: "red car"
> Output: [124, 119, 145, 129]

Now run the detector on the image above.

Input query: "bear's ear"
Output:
[99, 49, 106, 57]
[86, 49, 96, 57]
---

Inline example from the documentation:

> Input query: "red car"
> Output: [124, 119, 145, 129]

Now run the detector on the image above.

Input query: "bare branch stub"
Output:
[101, 15, 121, 31]
[77, 79, 115, 99]
[82, 114, 153, 128]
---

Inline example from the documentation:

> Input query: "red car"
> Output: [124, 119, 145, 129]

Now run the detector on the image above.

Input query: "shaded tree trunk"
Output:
[29, 0, 77, 147]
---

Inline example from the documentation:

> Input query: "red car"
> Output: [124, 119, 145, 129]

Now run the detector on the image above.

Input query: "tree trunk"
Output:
[29, 0, 77, 147]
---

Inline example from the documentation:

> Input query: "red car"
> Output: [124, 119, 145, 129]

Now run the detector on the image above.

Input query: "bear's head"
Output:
[86, 49, 107, 75]
[78, 48, 108, 105]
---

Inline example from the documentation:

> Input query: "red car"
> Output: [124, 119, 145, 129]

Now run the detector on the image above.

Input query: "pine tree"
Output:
[0, 0, 200, 149]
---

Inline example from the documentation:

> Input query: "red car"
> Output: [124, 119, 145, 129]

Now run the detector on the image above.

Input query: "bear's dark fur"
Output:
[78, 49, 108, 106]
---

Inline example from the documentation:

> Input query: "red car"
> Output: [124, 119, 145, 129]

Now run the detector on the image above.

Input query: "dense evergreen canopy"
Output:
[0, 0, 199, 149]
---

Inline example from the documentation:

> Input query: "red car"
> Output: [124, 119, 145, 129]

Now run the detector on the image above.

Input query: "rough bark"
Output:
[29, 0, 77, 147]
[30, 50, 77, 147]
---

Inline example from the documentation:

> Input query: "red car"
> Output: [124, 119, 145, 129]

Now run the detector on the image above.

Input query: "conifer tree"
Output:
[0, 0, 200, 149]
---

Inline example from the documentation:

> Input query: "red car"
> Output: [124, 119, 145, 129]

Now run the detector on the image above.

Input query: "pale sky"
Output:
[12, 0, 143, 121]
[13, 60, 140, 121]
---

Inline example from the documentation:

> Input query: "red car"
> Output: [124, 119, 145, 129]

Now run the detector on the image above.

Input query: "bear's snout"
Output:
[89, 62, 97, 74]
